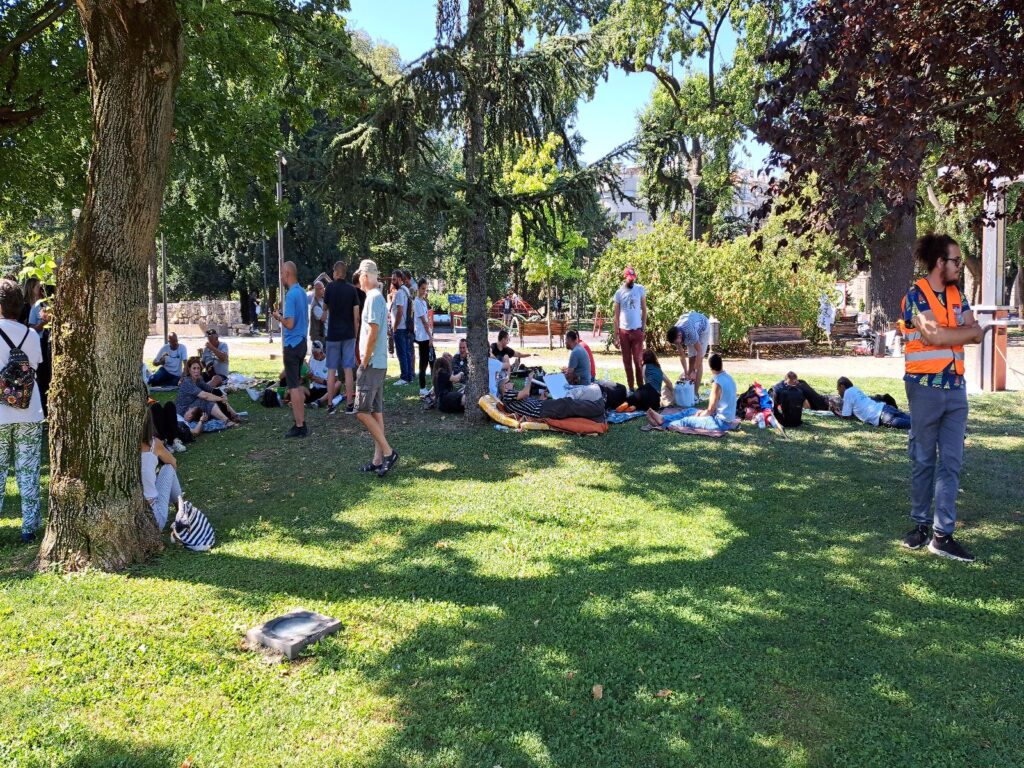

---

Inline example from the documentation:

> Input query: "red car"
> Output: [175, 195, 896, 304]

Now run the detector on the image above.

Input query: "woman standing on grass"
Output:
[414, 278, 434, 395]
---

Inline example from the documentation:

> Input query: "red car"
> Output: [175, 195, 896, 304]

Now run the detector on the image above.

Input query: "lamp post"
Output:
[160, 234, 168, 342]
[275, 150, 287, 332]
[262, 235, 271, 342]
[687, 169, 701, 241]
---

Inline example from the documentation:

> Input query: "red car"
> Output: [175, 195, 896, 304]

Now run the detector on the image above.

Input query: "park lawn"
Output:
[0, 360, 1022, 767]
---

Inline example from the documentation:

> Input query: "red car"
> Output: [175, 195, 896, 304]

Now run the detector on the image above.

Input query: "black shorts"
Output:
[283, 340, 307, 389]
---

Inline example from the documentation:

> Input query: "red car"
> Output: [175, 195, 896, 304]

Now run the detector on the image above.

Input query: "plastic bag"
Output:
[674, 380, 696, 407]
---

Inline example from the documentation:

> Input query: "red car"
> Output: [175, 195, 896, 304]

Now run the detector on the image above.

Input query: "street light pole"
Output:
[262, 235, 271, 342]
[161, 233, 168, 341]
[275, 150, 287, 327]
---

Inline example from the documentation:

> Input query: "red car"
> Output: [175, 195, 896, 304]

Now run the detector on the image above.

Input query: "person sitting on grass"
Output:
[140, 411, 181, 530]
[452, 337, 470, 383]
[836, 376, 911, 429]
[176, 357, 241, 426]
[306, 340, 330, 407]
[150, 332, 187, 387]
[646, 353, 736, 431]
[432, 355, 466, 414]
[561, 330, 593, 385]
[618, 350, 663, 412]
[200, 329, 230, 388]
[490, 329, 530, 371]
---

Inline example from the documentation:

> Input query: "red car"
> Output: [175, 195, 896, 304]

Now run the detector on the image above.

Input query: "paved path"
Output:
[145, 329, 1024, 392]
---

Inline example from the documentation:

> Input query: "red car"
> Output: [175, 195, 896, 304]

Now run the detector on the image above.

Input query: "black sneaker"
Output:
[928, 534, 975, 562]
[344, 405, 355, 415]
[326, 402, 338, 415]
[19, 532, 36, 545]
[901, 524, 931, 550]
[285, 424, 308, 439]
[376, 451, 399, 477]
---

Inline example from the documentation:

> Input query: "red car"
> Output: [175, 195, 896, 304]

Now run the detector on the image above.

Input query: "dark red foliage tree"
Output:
[755, 0, 1024, 322]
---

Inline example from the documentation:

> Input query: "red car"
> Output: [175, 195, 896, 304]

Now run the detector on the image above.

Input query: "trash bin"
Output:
[709, 316, 721, 350]
[873, 331, 886, 357]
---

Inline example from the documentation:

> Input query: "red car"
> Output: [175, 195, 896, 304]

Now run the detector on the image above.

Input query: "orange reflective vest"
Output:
[900, 278, 965, 375]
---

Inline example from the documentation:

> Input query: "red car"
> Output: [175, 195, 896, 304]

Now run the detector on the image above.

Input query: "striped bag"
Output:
[170, 497, 215, 551]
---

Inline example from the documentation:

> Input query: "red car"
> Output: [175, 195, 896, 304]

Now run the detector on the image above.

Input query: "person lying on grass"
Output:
[836, 377, 911, 430]
[646, 353, 737, 431]
[497, 369, 547, 419]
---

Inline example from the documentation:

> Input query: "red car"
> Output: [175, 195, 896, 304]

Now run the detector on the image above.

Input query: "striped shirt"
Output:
[501, 388, 544, 419]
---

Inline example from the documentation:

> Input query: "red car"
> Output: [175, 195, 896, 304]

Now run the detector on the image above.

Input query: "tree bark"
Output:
[462, 0, 489, 425]
[868, 200, 917, 329]
[38, 0, 183, 571]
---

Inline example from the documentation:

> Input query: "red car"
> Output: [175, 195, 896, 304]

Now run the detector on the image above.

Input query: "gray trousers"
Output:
[905, 382, 968, 536]
[149, 464, 181, 531]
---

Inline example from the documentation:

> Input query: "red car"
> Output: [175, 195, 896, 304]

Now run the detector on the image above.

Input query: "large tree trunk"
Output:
[462, 0, 489, 425]
[38, 0, 183, 571]
[868, 200, 917, 329]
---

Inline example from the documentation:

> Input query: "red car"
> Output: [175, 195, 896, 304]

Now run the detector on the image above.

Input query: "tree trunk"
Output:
[462, 0, 489, 425]
[38, 0, 183, 571]
[148, 241, 158, 325]
[868, 201, 917, 329]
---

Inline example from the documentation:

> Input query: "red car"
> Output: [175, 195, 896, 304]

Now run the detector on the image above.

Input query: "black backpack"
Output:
[0, 327, 35, 409]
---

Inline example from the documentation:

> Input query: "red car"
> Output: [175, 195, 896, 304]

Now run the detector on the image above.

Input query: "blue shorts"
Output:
[326, 339, 356, 371]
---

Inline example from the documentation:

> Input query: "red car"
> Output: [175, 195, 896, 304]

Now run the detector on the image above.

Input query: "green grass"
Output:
[1, 360, 1022, 767]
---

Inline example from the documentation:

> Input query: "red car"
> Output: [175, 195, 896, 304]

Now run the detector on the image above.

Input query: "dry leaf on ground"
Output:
[592, 684, 603, 700]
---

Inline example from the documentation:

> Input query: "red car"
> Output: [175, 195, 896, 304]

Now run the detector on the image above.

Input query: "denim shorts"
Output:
[326, 339, 356, 371]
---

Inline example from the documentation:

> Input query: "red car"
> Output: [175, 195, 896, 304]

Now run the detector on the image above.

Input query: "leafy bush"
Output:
[591, 216, 837, 351]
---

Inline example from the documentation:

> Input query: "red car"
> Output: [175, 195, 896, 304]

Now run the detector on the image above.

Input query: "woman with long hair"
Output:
[175, 357, 240, 425]
[432, 355, 465, 413]
[140, 411, 181, 530]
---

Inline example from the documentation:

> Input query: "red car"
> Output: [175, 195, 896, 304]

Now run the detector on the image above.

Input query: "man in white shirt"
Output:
[837, 377, 911, 429]
[612, 266, 647, 392]
[0, 279, 45, 544]
[150, 333, 187, 387]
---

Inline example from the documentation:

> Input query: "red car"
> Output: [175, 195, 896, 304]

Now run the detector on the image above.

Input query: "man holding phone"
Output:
[150, 333, 187, 387]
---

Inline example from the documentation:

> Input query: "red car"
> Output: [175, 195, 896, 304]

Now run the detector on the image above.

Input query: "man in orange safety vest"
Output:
[898, 234, 983, 562]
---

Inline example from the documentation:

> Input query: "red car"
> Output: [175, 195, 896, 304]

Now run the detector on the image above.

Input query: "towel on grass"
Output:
[606, 410, 647, 424]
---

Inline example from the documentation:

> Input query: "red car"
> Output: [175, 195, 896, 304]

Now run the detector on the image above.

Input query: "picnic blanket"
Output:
[606, 409, 647, 424]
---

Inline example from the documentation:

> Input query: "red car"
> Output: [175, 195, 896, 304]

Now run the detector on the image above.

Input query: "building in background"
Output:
[601, 166, 772, 239]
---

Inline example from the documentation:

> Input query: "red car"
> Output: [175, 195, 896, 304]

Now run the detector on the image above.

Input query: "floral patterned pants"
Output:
[0, 422, 43, 534]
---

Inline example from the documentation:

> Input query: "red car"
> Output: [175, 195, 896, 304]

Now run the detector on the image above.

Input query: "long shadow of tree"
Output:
[150, 392, 1023, 766]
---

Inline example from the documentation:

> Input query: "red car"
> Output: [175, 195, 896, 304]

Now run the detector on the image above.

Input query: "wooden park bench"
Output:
[518, 318, 569, 346]
[747, 325, 810, 358]
[828, 317, 862, 350]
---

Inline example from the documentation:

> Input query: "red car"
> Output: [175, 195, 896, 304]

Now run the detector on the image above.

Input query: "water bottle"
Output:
[494, 424, 511, 431]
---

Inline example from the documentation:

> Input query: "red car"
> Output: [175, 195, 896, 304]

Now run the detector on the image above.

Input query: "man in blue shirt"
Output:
[272, 261, 310, 438]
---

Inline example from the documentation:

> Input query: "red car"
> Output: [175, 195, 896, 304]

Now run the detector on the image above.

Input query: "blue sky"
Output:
[344, 0, 768, 169]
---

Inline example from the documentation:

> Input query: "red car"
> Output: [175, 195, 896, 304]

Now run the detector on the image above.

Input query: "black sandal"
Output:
[376, 451, 399, 477]
[359, 461, 381, 473]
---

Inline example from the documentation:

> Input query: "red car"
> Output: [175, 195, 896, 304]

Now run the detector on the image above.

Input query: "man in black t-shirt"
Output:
[324, 261, 362, 415]
[490, 329, 530, 370]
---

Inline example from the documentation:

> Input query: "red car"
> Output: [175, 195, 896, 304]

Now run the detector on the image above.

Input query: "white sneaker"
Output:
[419, 388, 431, 396]
[393, 380, 408, 387]
[173, 439, 187, 453]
